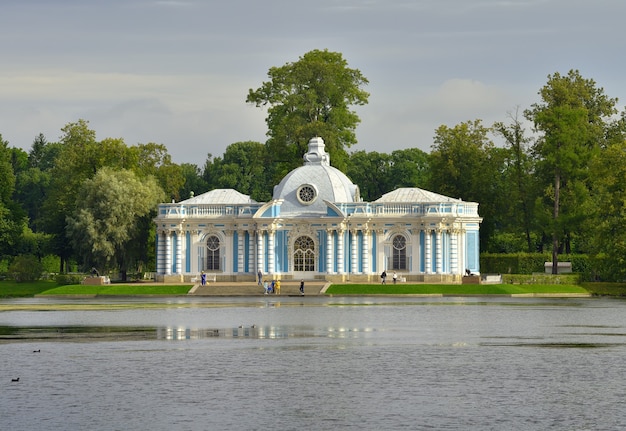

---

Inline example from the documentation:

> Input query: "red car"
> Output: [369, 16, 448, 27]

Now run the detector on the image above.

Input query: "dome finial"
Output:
[303, 137, 330, 166]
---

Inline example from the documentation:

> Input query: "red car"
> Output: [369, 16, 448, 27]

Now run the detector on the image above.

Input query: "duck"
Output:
[11, 377, 19, 382]
[33, 349, 40, 353]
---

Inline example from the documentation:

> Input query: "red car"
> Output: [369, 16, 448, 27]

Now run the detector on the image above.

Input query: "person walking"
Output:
[275, 279, 281, 295]
[299, 279, 305, 296]
[381, 270, 387, 284]
[200, 271, 207, 286]
[257, 269, 263, 285]
[392, 271, 398, 284]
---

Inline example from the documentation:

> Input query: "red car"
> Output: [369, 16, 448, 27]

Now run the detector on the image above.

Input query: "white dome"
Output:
[272, 137, 358, 215]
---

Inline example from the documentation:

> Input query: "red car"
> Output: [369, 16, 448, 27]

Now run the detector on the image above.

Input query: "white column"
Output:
[165, 231, 172, 275]
[436, 228, 443, 274]
[459, 228, 467, 273]
[248, 231, 255, 273]
[237, 230, 244, 273]
[450, 228, 459, 275]
[376, 229, 384, 272]
[175, 230, 183, 274]
[362, 229, 370, 274]
[256, 230, 264, 273]
[337, 229, 345, 274]
[350, 229, 358, 274]
[157, 231, 165, 274]
[267, 229, 275, 274]
[326, 229, 334, 274]
[424, 229, 432, 274]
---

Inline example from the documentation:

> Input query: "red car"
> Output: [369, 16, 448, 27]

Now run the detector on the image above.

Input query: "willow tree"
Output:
[246, 49, 369, 182]
[66, 167, 165, 280]
[525, 70, 619, 273]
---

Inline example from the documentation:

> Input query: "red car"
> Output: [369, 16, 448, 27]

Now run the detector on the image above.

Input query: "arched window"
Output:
[392, 234, 407, 270]
[206, 235, 220, 271]
[294, 236, 315, 271]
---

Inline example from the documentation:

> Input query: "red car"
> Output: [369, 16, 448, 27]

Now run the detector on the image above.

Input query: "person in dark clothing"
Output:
[300, 279, 305, 296]
[381, 270, 387, 284]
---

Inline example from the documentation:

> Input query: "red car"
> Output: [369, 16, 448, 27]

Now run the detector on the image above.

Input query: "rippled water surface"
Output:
[2, 296, 626, 430]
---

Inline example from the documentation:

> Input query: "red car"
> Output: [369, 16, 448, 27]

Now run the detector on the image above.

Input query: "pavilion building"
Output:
[154, 137, 482, 283]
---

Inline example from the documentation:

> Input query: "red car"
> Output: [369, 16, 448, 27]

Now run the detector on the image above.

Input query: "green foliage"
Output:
[203, 141, 272, 202]
[41, 254, 60, 274]
[346, 148, 430, 202]
[480, 253, 591, 277]
[54, 273, 83, 285]
[247, 49, 369, 176]
[500, 274, 580, 285]
[587, 140, 626, 281]
[428, 120, 504, 247]
[346, 150, 391, 201]
[8, 254, 43, 282]
[66, 167, 165, 275]
[525, 70, 620, 265]
[178, 163, 209, 201]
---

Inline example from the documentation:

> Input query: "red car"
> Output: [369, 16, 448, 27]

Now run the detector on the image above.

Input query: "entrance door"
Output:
[293, 236, 315, 277]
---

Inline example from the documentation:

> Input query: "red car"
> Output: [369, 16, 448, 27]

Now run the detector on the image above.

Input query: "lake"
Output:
[1, 296, 626, 430]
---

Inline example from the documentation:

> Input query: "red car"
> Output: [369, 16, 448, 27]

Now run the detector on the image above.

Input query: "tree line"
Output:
[1, 50, 625, 281]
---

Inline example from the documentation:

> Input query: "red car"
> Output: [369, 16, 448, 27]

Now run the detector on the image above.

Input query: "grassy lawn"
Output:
[580, 282, 626, 297]
[0, 280, 616, 298]
[0, 280, 59, 298]
[325, 283, 590, 295]
[39, 284, 192, 296]
[0, 281, 192, 297]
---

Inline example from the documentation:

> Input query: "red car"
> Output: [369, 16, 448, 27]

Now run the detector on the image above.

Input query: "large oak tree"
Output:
[246, 49, 369, 183]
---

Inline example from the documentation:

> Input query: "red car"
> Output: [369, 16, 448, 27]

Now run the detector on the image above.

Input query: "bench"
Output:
[544, 262, 572, 274]
[481, 274, 502, 284]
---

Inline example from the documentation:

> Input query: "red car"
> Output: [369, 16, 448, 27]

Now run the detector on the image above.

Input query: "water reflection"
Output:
[156, 325, 377, 340]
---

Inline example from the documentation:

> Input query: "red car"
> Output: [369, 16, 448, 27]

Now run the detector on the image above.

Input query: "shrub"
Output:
[55, 273, 83, 286]
[8, 254, 44, 282]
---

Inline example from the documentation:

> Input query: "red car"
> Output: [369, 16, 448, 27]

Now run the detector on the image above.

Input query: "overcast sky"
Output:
[1, 0, 625, 165]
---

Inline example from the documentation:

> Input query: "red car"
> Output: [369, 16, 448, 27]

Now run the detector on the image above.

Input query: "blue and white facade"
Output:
[154, 137, 482, 283]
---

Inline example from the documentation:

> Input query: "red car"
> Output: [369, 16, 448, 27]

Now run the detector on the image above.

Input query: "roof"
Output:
[179, 188, 256, 205]
[375, 187, 462, 203]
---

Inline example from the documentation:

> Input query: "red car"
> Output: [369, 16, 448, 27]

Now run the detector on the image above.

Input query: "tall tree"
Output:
[588, 139, 626, 280]
[493, 109, 537, 252]
[346, 150, 392, 201]
[0, 134, 25, 257]
[347, 148, 430, 202]
[525, 70, 619, 273]
[178, 163, 209, 201]
[131, 142, 184, 201]
[428, 120, 506, 250]
[388, 148, 431, 191]
[41, 120, 99, 271]
[66, 167, 165, 280]
[246, 49, 369, 181]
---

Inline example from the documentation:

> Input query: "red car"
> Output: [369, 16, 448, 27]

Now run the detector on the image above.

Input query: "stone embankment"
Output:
[189, 281, 329, 296]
